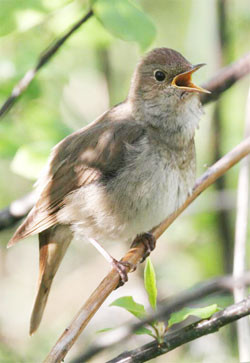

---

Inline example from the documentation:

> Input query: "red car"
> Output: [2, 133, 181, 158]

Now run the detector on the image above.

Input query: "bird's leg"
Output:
[131, 232, 156, 263]
[88, 238, 135, 285]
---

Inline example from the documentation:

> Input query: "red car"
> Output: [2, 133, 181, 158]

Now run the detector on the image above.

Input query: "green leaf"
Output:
[135, 327, 155, 338]
[144, 258, 157, 310]
[11, 142, 51, 180]
[110, 296, 146, 319]
[96, 327, 114, 334]
[93, 0, 156, 50]
[168, 304, 220, 328]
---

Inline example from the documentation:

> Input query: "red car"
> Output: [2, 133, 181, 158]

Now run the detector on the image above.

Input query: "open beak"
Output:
[171, 64, 211, 94]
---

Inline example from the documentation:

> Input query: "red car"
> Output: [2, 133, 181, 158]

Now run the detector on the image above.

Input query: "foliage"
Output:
[93, 0, 156, 50]
[144, 257, 157, 310]
[110, 296, 146, 319]
[109, 258, 220, 343]
[168, 304, 220, 328]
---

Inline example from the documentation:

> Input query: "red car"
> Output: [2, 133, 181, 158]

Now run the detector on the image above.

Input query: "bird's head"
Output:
[129, 47, 210, 120]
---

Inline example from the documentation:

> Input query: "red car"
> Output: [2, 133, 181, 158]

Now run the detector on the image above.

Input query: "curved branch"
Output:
[44, 137, 250, 363]
[108, 296, 250, 363]
[201, 52, 250, 105]
[0, 9, 93, 118]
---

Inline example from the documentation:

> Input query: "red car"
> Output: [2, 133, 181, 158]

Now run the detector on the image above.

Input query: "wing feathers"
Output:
[9, 111, 145, 246]
[7, 208, 57, 247]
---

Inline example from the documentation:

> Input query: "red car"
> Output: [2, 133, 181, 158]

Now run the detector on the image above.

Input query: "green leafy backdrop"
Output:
[0, 0, 249, 362]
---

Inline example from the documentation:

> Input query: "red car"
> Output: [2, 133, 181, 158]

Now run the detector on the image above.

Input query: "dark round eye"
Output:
[154, 70, 166, 82]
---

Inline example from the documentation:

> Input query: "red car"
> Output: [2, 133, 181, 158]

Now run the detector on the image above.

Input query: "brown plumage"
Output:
[9, 48, 209, 333]
[30, 225, 72, 334]
[9, 120, 144, 245]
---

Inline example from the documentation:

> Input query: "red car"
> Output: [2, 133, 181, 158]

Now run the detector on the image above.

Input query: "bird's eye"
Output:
[154, 70, 166, 82]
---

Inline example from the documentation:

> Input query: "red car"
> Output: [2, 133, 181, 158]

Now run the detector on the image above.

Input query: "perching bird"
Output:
[8, 48, 209, 334]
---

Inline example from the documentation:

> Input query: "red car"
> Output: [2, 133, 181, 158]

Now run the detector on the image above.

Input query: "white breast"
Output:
[57, 137, 192, 245]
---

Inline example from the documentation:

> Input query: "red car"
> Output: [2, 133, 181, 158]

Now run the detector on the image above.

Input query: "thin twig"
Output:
[72, 272, 250, 362]
[233, 87, 250, 361]
[0, 9, 93, 118]
[107, 296, 250, 363]
[201, 52, 250, 105]
[44, 137, 250, 363]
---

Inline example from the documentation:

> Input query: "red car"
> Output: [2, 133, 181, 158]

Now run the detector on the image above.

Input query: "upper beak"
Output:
[171, 64, 211, 94]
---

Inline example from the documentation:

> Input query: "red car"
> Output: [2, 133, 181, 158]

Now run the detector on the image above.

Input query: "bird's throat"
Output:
[133, 94, 203, 148]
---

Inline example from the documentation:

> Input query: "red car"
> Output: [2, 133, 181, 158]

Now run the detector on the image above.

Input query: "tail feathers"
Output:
[29, 225, 72, 335]
[30, 283, 50, 335]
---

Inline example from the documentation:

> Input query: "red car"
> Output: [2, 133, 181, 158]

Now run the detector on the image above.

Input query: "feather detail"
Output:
[29, 225, 72, 334]
[8, 109, 145, 248]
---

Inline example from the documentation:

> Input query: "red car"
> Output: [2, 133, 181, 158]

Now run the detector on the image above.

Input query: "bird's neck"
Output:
[129, 94, 203, 148]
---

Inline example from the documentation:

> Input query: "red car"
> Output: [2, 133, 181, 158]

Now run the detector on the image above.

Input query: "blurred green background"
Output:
[0, 0, 250, 362]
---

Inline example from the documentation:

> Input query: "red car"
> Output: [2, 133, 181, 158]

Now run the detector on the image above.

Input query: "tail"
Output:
[29, 225, 72, 335]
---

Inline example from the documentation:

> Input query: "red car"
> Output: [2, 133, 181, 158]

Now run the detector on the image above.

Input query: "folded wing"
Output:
[8, 115, 145, 246]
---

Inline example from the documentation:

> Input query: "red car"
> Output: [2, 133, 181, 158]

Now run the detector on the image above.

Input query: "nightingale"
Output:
[8, 47, 210, 334]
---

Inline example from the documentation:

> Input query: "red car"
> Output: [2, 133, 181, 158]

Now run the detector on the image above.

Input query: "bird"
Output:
[8, 47, 210, 334]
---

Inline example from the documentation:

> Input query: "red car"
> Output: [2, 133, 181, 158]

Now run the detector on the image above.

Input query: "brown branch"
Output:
[44, 137, 250, 363]
[108, 296, 250, 363]
[72, 272, 250, 362]
[0, 9, 93, 118]
[201, 52, 250, 105]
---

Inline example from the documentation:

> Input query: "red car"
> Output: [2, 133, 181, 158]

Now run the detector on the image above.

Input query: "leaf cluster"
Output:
[106, 258, 220, 343]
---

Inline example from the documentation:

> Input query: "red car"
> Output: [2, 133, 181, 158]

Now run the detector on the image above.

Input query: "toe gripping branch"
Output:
[114, 232, 156, 288]
[131, 232, 156, 262]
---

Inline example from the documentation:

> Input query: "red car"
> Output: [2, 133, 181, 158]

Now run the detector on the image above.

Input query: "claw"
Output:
[112, 259, 136, 288]
[131, 232, 156, 263]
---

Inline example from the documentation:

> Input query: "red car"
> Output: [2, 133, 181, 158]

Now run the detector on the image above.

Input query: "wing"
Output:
[8, 113, 145, 246]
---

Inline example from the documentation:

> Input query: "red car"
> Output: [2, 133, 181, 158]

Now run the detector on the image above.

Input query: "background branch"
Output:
[233, 86, 250, 360]
[108, 296, 250, 363]
[0, 192, 36, 231]
[211, 0, 233, 275]
[0, 9, 93, 119]
[201, 52, 250, 105]
[72, 272, 250, 362]
[44, 136, 250, 363]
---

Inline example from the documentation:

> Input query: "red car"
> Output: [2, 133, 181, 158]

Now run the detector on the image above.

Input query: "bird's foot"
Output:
[131, 232, 156, 263]
[112, 259, 136, 288]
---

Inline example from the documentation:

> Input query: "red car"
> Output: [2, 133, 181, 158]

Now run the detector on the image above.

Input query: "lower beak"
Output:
[171, 64, 211, 94]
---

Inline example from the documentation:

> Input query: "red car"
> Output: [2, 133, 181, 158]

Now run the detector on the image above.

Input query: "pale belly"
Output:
[57, 146, 194, 245]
